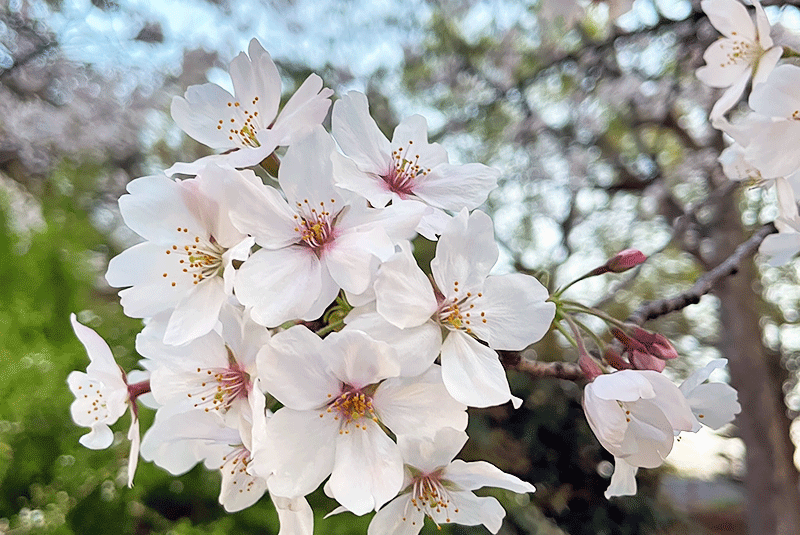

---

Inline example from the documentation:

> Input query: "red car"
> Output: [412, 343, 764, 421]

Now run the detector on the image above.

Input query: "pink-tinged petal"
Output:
[604, 458, 638, 499]
[445, 460, 535, 494]
[329, 420, 404, 515]
[261, 408, 338, 499]
[753, 46, 782, 86]
[234, 246, 322, 327]
[229, 39, 281, 126]
[258, 325, 340, 410]
[271, 74, 333, 146]
[332, 151, 394, 208]
[440, 331, 520, 409]
[171, 83, 238, 149]
[391, 115, 449, 168]
[427, 492, 506, 533]
[750, 65, 800, 118]
[226, 173, 299, 249]
[325, 330, 401, 387]
[589, 370, 656, 402]
[375, 365, 467, 438]
[375, 244, 439, 329]
[273, 494, 314, 535]
[467, 273, 555, 350]
[127, 409, 140, 487]
[582, 385, 628, 450]
[414, 163, 499, 211]
[332, 91, 392, 176]
[163, 276, 226, 345]
[367, 495, 424, 535]
[684, 383, 741, 430]
[397, 428, 468, 473]
[701, 0, 756, 41]
[431, 210, 498, 294]
[78, 423, 115, 450]
[344, 309, 441, 377]
[324, 228, 385, 295]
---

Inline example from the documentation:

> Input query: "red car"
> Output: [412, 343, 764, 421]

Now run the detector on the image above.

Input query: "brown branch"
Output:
[627, 222, 777, 326]
[499, 350, 583, 381]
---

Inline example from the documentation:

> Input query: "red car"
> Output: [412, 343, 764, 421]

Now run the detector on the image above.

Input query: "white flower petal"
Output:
[604, 457, 638, 499]
[440, 331, 519, 409]
[332, 91, 392, 176]
[163, 276, 226, 345]
[431, 209, 498, 294]
[445, 459, 535, 494]
[375, 244, 439, 329]
[414, 163, 499, 211]
[273, 494, 314, 535]
[367, 494, 424, 535]
[329, 420, 404, 515]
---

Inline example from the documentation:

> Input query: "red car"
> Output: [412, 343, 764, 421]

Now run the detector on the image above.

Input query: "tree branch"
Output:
[499, 350, 583, 381]
[627, 222, 777, 325]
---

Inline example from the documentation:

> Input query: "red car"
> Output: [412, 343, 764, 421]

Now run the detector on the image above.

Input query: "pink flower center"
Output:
[187, 348, 251, 413]
[320, 384, 378, 433]
[293, 198, 339, 253]
[382, 140, 431, 198]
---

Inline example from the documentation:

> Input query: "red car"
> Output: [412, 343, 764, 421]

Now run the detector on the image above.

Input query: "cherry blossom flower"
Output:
[374, 209, 556, 408]
[696, 0, 782, 120]
[167, 39, 333, 175]
[582, 370, 695, 498]
[68, 314, 144, 487]
[136, 304, 269, 427]
[332, 91, 499, 238]
[106, 165, 254, 345]
[251, 327, 467, 516]
[367, 428, 535, 535]
[228, 126, 421, 327]
[679, 359, 741, 432]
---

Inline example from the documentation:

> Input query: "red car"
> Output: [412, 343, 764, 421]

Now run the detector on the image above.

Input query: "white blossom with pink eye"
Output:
[250, 326, 467, 516]
[366, 427, 535, 535]
[106, 165, 255, 345]
[68, 314, 144, 487]
[374, 209, 556, 408]
[167, 38, 333, 175]
[696, 0, 782, 120]
[228, 126, 422, 327]
[332, 91, 499, 238]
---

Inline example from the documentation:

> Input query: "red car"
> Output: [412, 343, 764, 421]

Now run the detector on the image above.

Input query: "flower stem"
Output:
[316, 319, 345, 337]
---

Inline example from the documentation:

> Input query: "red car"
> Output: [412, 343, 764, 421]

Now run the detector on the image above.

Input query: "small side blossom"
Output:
[68, 314, 145, 487]
[167, 38, 333, 175]
[106, 165, 254, 345]
[679, 359, 741, 432]
[582, 370, 695, 498]
[367, 428, 536, 535]
[696, 0, 782, 120]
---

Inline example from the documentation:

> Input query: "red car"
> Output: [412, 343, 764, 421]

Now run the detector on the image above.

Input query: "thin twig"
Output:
[499, 350, 583, 381]
[627, 222, 777, 325]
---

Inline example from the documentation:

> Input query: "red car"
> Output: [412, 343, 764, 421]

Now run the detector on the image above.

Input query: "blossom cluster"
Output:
[695, 0, 800, 264]
[67, 31, 745, 532]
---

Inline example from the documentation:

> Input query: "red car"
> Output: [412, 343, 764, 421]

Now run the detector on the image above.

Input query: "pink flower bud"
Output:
[605, 249, 647, 273]
[630, 350, 666, 372]
[579, 354, 603, 380]
[629, 327, 679, 360]
[603, 348, 633, 370]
